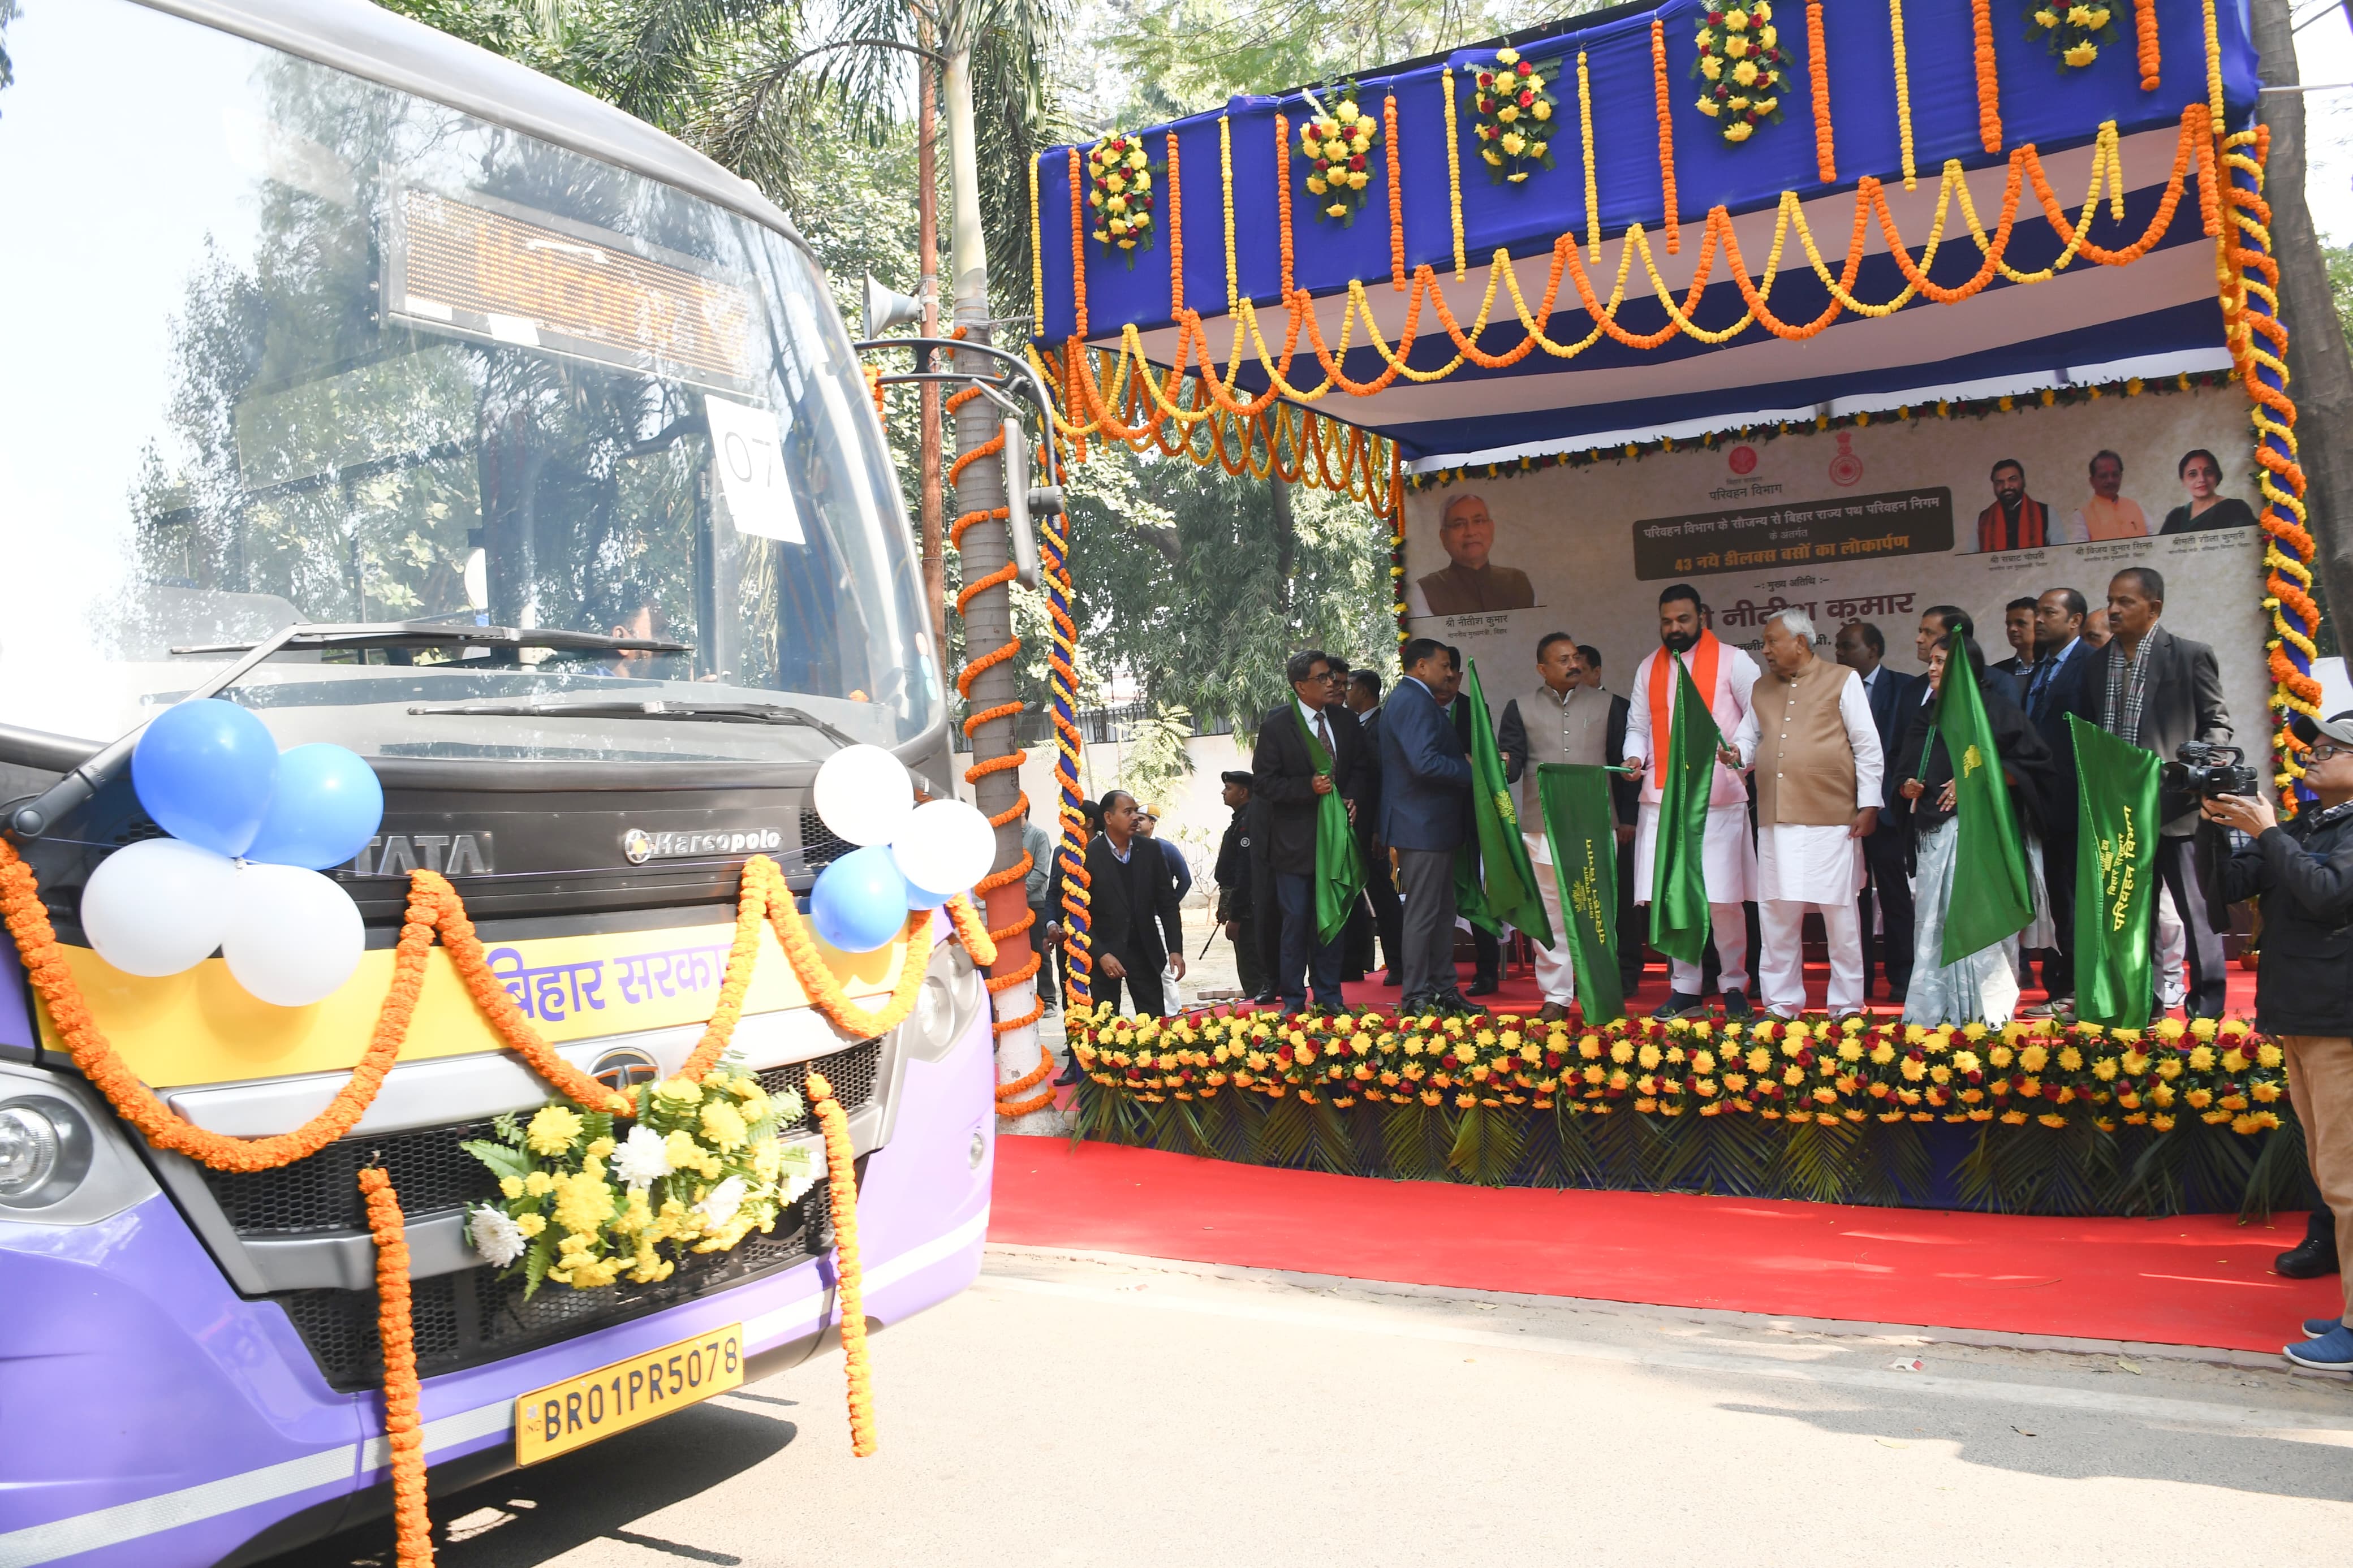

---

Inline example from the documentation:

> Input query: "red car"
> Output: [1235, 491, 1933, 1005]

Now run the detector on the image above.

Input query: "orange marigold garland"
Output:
[1165, 130, 1183, 312]
[1275, 111, 1295, 297]
[2132, 0, 2160, 90]
[360, 1168, 433, 1567]
[1807, 1, 1835, 182]
[1384, 94, 1406, 290]
[1693, 0, 1791, 146]
[806, 1069, 876, 1457]
[1652, 21, 1682, 255]
[1971, 0, 2003, 154]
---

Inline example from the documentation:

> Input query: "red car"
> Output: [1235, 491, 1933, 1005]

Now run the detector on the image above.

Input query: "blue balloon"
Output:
[131, 699, 279, 857]
[810, 846, 911, 952]
[244, 744, 386, 870]
[903, 876, 951, 911]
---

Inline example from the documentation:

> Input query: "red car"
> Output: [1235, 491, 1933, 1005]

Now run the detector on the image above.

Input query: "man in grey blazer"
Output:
[2098, 566, 2233, 1018]
[1499, 631, 1619, 1021]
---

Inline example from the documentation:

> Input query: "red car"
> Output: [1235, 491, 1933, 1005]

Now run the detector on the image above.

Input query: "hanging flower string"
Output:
[1651, 21, 1682, 255]
[1972, 0, 2004, 154]
[806, 1069, 876, 1457]
[1888, 0, 1916, 190]
[2029, 2, 2118, 72]
[1807, 1, 1835, 180]
[360, 1168, 433, 1567]
[2133, 0, 2160, 90]
[1297, 85, 1382, 226]
[1469, 47, 1557, 185]
[1084, 134, 1158, 264]
[1693, 2, 1792, 146]
[1385, 93, 1407, 287]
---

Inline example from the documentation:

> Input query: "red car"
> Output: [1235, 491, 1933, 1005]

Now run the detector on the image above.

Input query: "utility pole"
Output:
[942, 34, 1057, 1131]
[916, 35, 948, 666]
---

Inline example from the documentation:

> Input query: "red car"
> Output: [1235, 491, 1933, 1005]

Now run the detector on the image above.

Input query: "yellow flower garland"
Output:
[1029, 154, 1044, 337]
[1889, 0, 1916, 191]
[1442, 67, 1465, 279]
[1578, 51, 1600, 262]
[1219, 115, 1238, 315]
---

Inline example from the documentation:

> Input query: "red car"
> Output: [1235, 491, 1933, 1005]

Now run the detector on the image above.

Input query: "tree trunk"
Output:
[943, 40, 1057, 1131]
[2252, 0, 2353, 637]
[1270, 474, 1296, 615]
[917, 44, 948, 669]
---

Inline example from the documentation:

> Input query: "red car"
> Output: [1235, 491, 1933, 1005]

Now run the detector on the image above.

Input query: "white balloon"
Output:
[890, 798, 997, 896]
[80, 837, 238, 977]
[222, 862, 365, 1008]
[810, 745, 914, 847]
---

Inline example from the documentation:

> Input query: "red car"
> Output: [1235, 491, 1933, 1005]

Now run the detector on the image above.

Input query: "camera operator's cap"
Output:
[1219, 770, 1253, 787]
[2291, 710, 2353, 749]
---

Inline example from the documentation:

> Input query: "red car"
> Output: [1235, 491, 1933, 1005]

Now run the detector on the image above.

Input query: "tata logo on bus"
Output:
[619, 827, 787, 865]
[348, 833, 494, 876]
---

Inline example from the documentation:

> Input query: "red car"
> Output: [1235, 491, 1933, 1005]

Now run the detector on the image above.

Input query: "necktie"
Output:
[2026, 652, 2055, 717]
[1316, 711, 1334, 757]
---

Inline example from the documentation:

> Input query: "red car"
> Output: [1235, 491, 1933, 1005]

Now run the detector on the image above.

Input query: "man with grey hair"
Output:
[1417, 493, 1536, 615]
[1730, 609, 1884, 1020]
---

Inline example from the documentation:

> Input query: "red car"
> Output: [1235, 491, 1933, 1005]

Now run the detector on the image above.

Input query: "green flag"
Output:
[1291, 704, 1365, 945]
[1456, 659, 1554, 948]
[1924, 639, 2036, 965]
[2069, 714, 2160, 1028]
[1648, 654, 1718, 966]
[1537, 763, 1626, 1022]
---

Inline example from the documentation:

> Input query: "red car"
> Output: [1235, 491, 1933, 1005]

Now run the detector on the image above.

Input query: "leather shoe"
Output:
[2278, 1216, 2340, 1280]
[1378, 970, 1402, 988]
[1438, 988, 1485, 1017]
[1536, 1001, 1571, 1024]
[1467, 975, 1501, 996]
[1720, 987, 1756, 1022]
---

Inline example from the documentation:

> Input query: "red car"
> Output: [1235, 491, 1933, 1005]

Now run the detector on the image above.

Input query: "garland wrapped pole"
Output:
[941, 42, 1057, 1130]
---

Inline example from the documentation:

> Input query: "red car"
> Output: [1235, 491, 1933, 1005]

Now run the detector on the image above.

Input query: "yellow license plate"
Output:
[515, 1323, 745, 1465]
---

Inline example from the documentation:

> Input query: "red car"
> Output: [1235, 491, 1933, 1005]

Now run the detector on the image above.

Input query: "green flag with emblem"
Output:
[1537, 762, 1626, 1022]
[2068, 713, 2160, 1028]
[1647, 654, 1718, 966]
[1291, 703, 1365, 945]
[1925, 637, 2036, 965]
[1455, 659, 1553, 949]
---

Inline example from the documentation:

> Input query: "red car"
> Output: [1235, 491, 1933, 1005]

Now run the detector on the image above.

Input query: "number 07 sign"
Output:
[704, 394, 804, 544]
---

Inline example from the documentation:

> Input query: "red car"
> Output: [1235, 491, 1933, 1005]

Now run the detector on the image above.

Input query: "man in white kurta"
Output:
[1731, 614, 1885, 1020]
[1623, 586, 1760, 1019]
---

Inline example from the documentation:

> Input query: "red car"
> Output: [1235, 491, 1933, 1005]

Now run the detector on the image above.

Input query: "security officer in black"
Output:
[1212, 770, 1268, 1001]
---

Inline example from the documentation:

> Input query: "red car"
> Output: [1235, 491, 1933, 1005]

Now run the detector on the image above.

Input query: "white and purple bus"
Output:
[0, 2, 993, 1562]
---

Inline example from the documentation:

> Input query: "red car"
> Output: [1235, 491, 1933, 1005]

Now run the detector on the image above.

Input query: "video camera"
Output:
[2171, 742, 2261, 800]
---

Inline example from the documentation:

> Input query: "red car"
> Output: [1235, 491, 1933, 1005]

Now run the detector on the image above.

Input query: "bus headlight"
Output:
[0, 1097, 93, 1210]
[901, 942, 985, 1062]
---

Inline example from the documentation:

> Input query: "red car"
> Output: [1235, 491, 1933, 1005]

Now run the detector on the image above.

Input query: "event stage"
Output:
[992, 1138, 2336, 1356]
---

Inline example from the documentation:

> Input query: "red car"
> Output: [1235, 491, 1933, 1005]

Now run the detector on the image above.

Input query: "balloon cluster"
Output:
[80, 699, 384, 1007]
[804, 746, 996, 952]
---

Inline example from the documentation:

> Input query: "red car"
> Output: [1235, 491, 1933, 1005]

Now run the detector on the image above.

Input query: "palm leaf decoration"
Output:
[1302, 1098, 1358, 1176]
[2239, 1105, 2309, 1221]
[1449, 1104, 1526, 1188]
[1252, 1095, 1312, 1170]
[1381, 1102, 1453, 1182]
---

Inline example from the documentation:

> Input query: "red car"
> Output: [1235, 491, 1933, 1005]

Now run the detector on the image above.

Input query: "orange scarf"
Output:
[1647, 631, 1721, 787]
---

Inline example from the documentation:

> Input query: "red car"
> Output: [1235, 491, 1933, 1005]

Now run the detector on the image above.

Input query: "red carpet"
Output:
[990, 1139, 2338, 1354]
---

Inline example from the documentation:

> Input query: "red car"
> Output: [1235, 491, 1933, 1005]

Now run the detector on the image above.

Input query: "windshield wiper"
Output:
[6, 620, 696, 839]
[173, 620, 692, 656]
[407, 697, 865, 749]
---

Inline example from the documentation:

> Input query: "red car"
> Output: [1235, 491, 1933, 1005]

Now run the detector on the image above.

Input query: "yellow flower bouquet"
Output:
[1691, 2, 1793, 147]
[1295, 84, 1382, 226]
[1085, 133, 1160, 264]
[463, 1060, 820, 1295]
[2027, 1, 2118, 73]
[1469, 46, 1558, 185]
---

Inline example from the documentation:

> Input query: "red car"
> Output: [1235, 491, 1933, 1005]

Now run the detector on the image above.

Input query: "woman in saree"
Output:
[1895, 630, 2062, 1026]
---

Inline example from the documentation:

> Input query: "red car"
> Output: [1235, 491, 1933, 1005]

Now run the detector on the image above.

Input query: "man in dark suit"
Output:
[1212, 771, 1265, 1003]
[2098, 567, 2233, 1018]
[1080, 790, 1184, 1017]
[1435, 647, 1502, 995]
[1993, 597, 2039, 680]
[1344, 668, 1404, 984]
[1575, 644, 1645, 991]
[2020, 586, 2102, 1005]
[1381, 637, 1476, 1013]
[1837, 619, 1920, 1003]
[1252, 649, 1372, 1014]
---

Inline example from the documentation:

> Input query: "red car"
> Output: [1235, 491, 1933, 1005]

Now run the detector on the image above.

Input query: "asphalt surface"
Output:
[273, 1243, 2353, 1567]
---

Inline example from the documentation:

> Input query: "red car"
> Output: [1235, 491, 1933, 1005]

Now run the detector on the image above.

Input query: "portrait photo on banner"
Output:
[1401, 383, 2269, 729]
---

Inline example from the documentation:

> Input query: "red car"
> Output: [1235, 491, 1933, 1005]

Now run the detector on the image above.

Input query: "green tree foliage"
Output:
[2328, 241, 2353, 352]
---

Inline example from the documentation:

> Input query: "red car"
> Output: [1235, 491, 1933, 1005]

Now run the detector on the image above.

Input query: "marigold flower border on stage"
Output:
[1063, 1004, 2304, 1216]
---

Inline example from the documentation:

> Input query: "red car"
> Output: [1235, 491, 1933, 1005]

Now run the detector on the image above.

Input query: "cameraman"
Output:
[2097, 567, 2231, 1017]
[2204, 710, 2353, 1370]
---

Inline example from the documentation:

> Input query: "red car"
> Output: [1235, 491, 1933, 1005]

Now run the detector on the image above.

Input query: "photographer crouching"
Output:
[2204, 710, 2353, 1370]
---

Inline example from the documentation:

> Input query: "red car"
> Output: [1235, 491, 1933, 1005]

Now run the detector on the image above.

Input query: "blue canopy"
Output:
[1033, 0, 2263, 466]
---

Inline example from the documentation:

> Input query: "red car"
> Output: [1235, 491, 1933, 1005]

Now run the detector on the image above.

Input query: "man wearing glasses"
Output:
[1252, 650, 1371, 1013]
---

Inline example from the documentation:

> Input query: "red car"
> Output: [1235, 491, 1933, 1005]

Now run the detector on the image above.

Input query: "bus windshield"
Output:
[0, 0, 938, 766]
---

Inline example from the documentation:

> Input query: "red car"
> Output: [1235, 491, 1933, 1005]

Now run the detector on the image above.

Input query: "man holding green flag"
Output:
[1623, 584, 1761, 1021]
[1455, 656, 1554, 957]
[1251, 650, 1370, 1014]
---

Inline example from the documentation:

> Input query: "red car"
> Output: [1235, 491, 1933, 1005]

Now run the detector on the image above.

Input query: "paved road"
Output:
[275, 1247, 2353, 1567]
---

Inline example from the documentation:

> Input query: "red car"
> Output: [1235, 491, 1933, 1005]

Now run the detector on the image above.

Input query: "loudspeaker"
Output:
[861, 275, 923, 340]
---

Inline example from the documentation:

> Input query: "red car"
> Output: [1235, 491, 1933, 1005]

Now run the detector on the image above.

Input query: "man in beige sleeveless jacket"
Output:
[1498, 632, 1619, 1021]
[1728, 610, 1884, 1020]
